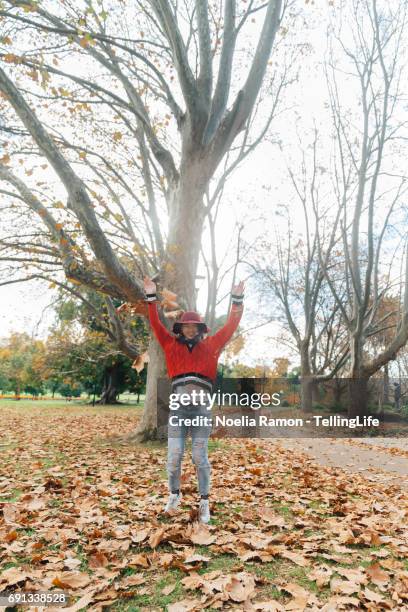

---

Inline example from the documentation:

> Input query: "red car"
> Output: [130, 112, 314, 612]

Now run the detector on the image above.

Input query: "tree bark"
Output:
[347, 377, 369, 418]
[96, 362, 120, 405]
[300, 376, 314, 413]
[300, 343, 314, 413]
[333, 379, 346, 407]
[348, 332, 370, 417]
[134, 160, 208, 440]
[383, 363, 390, 405]
[134, 338, 167, 440]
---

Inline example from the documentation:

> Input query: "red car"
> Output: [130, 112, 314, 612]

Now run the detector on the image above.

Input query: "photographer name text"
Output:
[169, 414, 380, 429]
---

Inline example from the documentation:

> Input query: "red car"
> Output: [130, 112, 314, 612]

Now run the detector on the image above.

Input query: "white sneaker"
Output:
[199, 499, 210, 523]
[164, 492, 182, 513]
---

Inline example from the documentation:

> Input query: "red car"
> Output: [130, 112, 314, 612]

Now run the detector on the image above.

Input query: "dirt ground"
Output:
[277, 437, 408, 490]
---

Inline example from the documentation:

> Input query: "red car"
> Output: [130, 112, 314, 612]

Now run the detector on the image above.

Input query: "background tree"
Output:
[250, 130, 350, 411]
[45, 287, 149, 403]
[0, 332, 46, 396]
[0, 0, 296, 438]
[320, 0, 408, 416]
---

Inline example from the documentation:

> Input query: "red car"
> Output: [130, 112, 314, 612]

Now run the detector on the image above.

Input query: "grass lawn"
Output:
[0, 401, 406, 610]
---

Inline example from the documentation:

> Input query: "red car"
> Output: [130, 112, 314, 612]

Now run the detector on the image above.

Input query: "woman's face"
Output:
[182, 323, 199, 339]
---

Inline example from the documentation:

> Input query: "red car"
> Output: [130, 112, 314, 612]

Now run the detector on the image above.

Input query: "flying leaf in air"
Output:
[163, 309, 184, 319]
[131, 351, 149, 373]
[161, 288, 180, 311]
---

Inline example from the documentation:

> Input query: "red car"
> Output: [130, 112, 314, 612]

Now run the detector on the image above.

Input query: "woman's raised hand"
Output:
[232, 280, 245, 296]
[144, 276, 156, 294]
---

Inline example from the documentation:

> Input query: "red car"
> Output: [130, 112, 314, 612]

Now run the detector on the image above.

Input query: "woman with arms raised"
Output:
[143, 276, 244, 523]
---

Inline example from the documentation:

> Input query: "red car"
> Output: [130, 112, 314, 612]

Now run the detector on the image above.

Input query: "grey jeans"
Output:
[167, 400, 212, 496]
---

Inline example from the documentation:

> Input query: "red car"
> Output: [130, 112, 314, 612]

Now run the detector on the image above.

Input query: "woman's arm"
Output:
[144, 276, 173, 348]
[209, 281, 245, 350]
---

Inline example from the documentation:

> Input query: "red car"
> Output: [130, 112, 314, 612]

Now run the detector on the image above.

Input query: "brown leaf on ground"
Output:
[88, 551, 109, 568]
[2, 503, 22, 525]
[279, 582, 312, 611]
[118, 574, 146, 588]
[1, 567, 31, 586]
[187, 523, 216, 545]
[52, 571, 91, 589]
[365, 562, 390, 586]
[62, 591, 95, 611]
[239, 550, 274, 563]
[249, 601, 284, 611]
[280, 550, 310, 567]
[183, 553, 210, 564]
[4, 529, 18, 542]
[330, 577, 361, 595]
[335, 566, 367, 584]
[129, 553, 150, 568]
[130, 528, 150, 543]
[224, 572, 256, 602]
[320, 595, 361, 610]
[307, 565, 333, 588]
[181, 572, 205, 590]
[361, 587, 386, 603]
[167, 599, 202, 612]
[148, 527, 166, 548]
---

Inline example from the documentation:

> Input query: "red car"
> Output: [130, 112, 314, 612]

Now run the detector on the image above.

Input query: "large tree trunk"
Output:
[333, 379, 346, 407]
[300, 343, 314, 413]
[348, 333, 369, 417]
[347, 376, 369, 418]
[134, 339, 167, 441]
[96, 362, 120, 405]
[135, 160, 209, 440]
[383, 363, 390, 404]
[300, 377, 314, 413]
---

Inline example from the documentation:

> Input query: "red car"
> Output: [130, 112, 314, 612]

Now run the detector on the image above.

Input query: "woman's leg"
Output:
[191, 436, 211, 496]
[167, 436, 185, 493]
[167, 409, 187, 494]
[191, 406, 212, 497]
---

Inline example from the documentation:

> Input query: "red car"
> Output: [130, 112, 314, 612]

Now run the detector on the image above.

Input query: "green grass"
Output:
[48, 498, 64, 508]
[110, 567, 185, 611]
[198, 553, 238, 574]
[17, 527, 36, 536]
[1, 561, 21, 571]
[1, 487, 23, 501]
[207, 439, 233, 451]
[74, 544, 91, 572]
[271, 502, 294, 519]
[0, 399, 143, 411]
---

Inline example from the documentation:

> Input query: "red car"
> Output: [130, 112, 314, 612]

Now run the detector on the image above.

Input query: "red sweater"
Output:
[147, 301, 243, 381]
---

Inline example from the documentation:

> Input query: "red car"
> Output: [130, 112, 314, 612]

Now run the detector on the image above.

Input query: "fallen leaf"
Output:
[281, 550, 310, 567]
[167, 599, 201, 612]
[52, 571, 91, 589]
[62, 591, 94, 611]
[131, 528, 150, 544]
[188, 523, 216, 545]
[184, 553, 210, 564]
[149, 527, 166, 548]
[129, 553, 150, 568]
[88, 551, 109, 568]
[224, 572, 256, 602]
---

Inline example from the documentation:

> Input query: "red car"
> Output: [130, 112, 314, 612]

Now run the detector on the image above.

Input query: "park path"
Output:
[275, 437, 408, 490]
